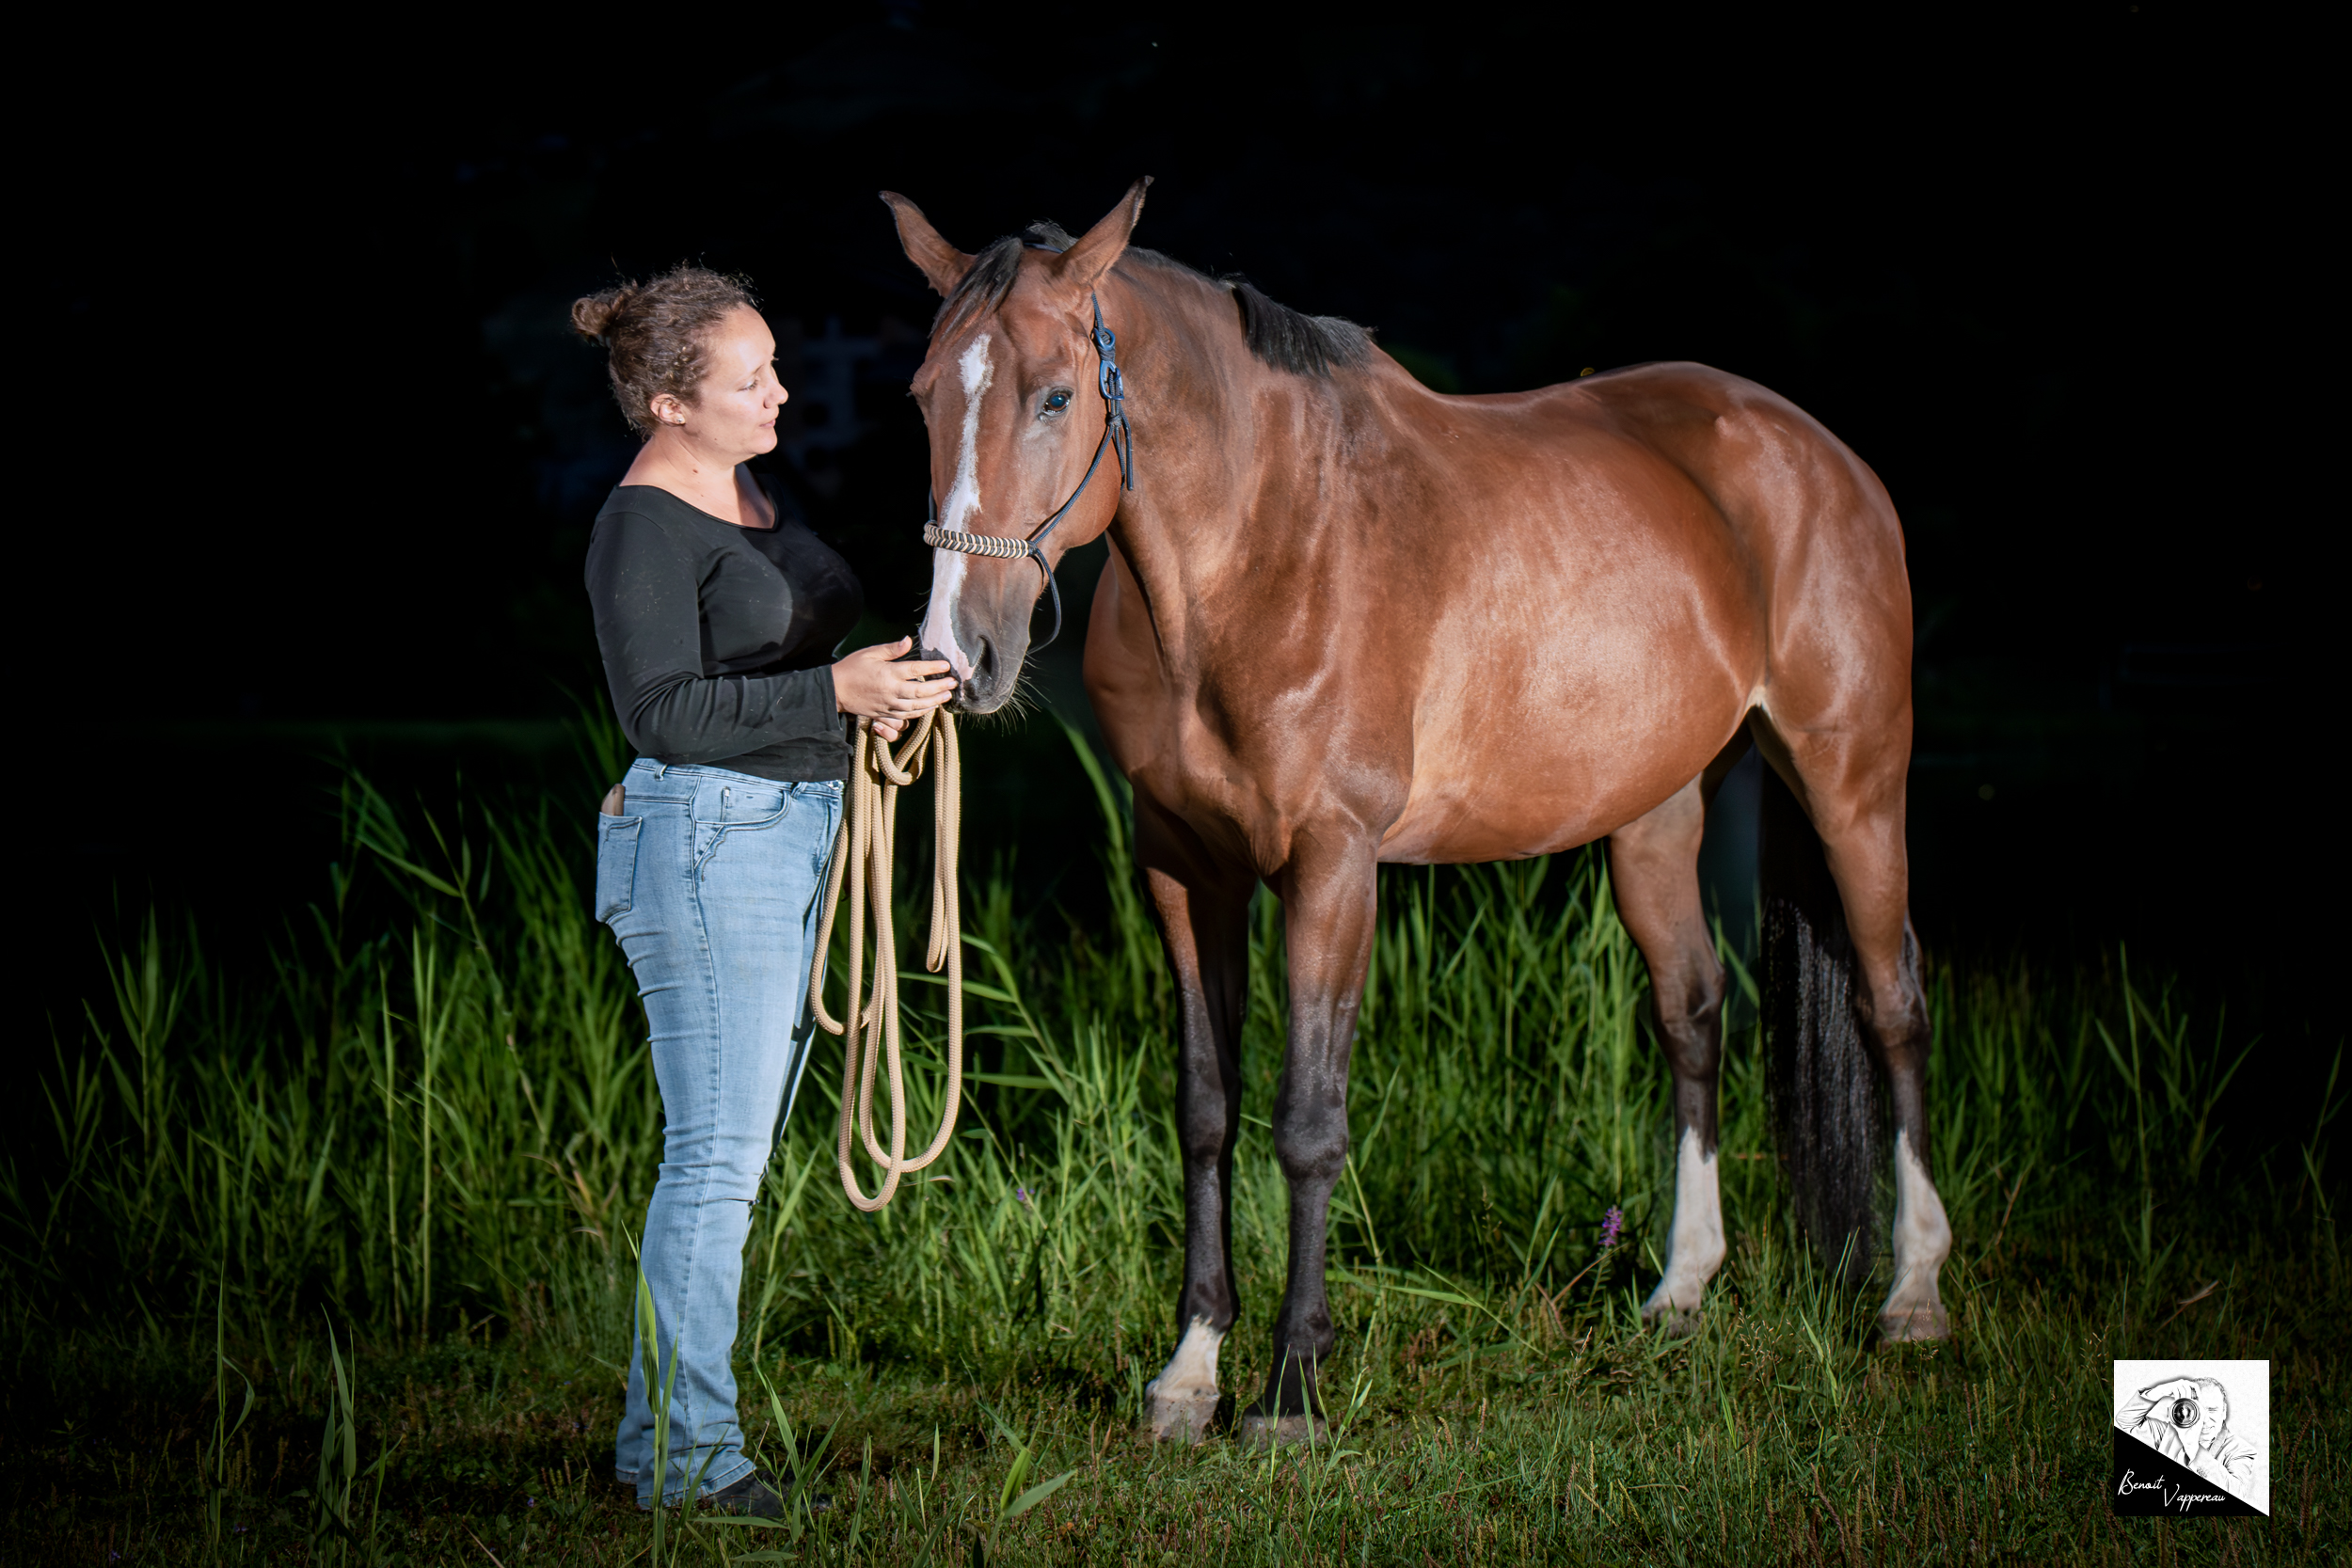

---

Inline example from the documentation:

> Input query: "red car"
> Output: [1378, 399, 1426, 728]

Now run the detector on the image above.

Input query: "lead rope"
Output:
[807, 708, 963, 1212]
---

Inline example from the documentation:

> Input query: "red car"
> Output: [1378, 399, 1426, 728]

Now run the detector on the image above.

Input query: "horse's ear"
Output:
[881, 191, 976, 298]
[1054, 177, 1152, 291]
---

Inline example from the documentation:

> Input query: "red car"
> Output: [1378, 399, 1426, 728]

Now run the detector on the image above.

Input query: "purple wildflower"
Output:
[1012, 1186, 1032, 1205]
[1599, 1206, 1624, 1249]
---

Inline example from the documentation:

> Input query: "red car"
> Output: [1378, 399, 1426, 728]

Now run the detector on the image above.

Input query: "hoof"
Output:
[1140, 1388, 1223, 1444]
[1877, 1302, 1950, 1343]
[1641, 1289, 1703, 1338]
[1237, 1411, 1328, 1448]
[1142, 1318, 1228, 1444]
[1643, 1306, 1702, 1338]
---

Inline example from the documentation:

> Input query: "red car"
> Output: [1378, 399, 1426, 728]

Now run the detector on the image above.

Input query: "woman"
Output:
[572, 265, 953, 1515]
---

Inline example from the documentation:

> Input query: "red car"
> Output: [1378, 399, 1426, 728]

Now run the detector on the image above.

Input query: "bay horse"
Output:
[884, 180, 1952, 1444]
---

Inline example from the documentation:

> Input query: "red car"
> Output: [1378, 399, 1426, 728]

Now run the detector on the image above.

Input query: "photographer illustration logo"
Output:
[2111, 1359, 2268, 1517]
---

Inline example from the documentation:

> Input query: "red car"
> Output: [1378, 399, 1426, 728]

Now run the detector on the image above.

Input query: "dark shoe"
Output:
[701, 1470, 787, 1517]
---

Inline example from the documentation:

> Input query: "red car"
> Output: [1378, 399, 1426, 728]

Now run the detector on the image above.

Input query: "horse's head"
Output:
[884, 180, 1150, 713]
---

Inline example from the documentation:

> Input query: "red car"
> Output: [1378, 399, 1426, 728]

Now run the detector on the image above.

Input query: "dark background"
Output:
[23, 8, 2331, 1058]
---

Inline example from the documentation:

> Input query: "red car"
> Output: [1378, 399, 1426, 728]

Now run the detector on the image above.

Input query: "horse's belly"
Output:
[1379, 678, 1751, 864]
[1378, 771, 1668, 864]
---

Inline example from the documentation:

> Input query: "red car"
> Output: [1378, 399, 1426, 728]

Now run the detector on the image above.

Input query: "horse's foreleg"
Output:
[1136, 805, 1254, 1442]
[1610, 774, 1730, 1334]
[1245, 833, 1378, 1445]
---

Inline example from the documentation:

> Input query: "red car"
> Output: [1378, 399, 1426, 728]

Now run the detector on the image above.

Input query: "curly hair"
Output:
[570, 264, 759, 438]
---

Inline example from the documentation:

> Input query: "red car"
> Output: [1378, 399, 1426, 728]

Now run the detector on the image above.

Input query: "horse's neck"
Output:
[1109, 301, 1345, 659]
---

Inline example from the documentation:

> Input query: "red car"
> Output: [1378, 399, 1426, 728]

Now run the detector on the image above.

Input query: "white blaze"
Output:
[919, 552, 973, 684]
[1644, 1126, 1725, 1317]
[943, 334, 993, 531]
[920, 334, 993, 684]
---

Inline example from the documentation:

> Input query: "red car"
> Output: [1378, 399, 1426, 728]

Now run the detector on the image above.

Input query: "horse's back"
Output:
[1435, 360, 1901, 560]
[1411, 357, 1912, 694]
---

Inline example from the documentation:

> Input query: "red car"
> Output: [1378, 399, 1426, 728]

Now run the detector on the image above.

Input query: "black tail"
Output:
[1758, 761, 1882, 1283]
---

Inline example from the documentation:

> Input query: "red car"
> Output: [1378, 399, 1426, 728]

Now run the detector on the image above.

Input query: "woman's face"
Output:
[660, 306, 787, 458]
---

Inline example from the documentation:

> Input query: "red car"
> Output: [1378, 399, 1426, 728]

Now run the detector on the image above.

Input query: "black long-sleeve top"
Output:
[584, 483, 864, 783]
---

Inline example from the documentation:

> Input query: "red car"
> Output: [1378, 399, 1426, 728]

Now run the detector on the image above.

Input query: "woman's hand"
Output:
[834, 637, 956, 743]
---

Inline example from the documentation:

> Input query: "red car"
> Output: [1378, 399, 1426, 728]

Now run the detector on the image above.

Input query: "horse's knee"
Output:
[1176, 1099, 1232, 1164]
[1272, 1092, 1348, 1185]
[1174, 1041, 1239, 1163]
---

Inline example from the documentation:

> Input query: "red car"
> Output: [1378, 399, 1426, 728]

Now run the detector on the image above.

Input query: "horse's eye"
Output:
[1041, 388, 1073, 416]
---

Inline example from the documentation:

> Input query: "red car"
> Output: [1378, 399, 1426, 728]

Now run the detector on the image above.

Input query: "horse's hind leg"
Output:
[1755, 715, 1951, 1340]
[1136, 801, 1255, 1442]
[1611, 768, 1733, 1333]
[1871, 916, 1949, 1340]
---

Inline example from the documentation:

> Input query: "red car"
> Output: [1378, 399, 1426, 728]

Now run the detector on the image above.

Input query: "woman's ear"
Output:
[648, 391, 687, 429]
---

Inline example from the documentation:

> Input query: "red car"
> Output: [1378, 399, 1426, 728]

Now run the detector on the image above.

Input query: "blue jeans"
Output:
[596, 758, 842, 1506]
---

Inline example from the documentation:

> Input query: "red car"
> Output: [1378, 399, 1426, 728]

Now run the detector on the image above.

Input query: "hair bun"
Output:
[569, 285, 639, 342]
[569, 264, 755, 438]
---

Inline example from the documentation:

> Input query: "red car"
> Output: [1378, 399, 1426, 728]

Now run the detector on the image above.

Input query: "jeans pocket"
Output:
[596, 815, 644, 923]
[809, 790, 844, 880]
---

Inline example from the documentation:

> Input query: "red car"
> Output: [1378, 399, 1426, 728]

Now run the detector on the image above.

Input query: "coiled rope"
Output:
[808, 708, 964, 1212]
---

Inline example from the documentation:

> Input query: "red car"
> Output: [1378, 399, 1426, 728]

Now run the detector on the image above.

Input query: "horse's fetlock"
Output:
[1262, 1338, 1331, 1418]
[1178, 1291, 1237, 1337]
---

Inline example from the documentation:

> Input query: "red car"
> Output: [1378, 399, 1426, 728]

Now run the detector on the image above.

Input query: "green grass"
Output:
[1, 718, 2344, 1564]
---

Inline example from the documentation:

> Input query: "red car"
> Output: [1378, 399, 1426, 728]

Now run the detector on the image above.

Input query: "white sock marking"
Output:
[1645, 1126, 1725, 1316]
[1886, 1127, 1951, 1312]
[1146, 1316, 1224, 1403]
[920, 334, 993, 684]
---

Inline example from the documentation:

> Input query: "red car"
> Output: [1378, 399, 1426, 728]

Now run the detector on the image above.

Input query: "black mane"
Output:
[1222, 276, 1374, 378]
[930, 223, 1372, 381]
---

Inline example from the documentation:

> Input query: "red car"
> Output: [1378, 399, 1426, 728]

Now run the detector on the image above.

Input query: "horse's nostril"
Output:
[977, 639, 997, 682]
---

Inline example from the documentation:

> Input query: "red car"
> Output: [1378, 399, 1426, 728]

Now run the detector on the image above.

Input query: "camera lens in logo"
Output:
[2171, 1398, 2201, 1428]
